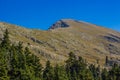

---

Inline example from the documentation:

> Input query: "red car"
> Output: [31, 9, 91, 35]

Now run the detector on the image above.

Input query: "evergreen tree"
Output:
[65, 52, 94, 80]
[58, 66, 69, 80]
[101, 68, 108, 80]
[54, 64, 59, 80]
[1, 29, 10, 49]
[65, 52, 77, 80]
[0, 51, 9, 80]
[54, 64, 69, 80]
[89, 64, 97, 79]
[24, 47, 42, 80]
[96, 65, 101, 80]
[0, 29, 11, 79]
[43, 60, 54, 80]
[108, 63, 120, 80]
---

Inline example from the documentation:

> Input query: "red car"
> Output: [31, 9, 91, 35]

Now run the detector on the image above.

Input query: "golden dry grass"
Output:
[0, 20, 120, 66]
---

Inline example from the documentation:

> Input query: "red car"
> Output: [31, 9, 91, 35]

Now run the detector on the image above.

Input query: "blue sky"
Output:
[0, 0, 120, 31]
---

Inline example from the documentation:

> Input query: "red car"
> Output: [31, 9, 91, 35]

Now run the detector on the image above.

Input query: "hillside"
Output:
[0, 19, 120, 66]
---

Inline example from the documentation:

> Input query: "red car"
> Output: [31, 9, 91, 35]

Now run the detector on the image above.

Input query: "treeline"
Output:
[0, 29, 120, 80]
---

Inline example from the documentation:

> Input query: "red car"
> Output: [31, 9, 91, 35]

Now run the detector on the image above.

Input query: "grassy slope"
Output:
[0, 20, 120, 66]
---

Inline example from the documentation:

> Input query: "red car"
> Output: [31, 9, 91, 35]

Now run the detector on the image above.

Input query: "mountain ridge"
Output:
[0, 19, 120, 66]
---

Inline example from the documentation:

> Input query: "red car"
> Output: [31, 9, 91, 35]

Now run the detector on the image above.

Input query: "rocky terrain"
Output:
[0, 19, 120, 66]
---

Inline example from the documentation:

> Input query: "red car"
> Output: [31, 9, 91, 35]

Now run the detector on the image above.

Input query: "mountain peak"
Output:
[49, 19, 72, 30]
[49, 19, 95, 30]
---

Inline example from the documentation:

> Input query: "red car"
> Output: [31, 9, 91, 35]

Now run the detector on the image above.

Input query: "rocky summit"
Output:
[49, 19, 70, 29]
[0, 19, 120, 65]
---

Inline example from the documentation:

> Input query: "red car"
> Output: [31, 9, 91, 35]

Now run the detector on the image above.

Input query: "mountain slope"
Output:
[0, 19, 120, 65]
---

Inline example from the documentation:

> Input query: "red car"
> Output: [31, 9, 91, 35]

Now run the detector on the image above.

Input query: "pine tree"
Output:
[0, 51, 9, 80]
[108, 64, 120, 80]
[54, 64, 59, 80]
[65, 52, 94, 80]
[32, 55, 42, 78]
[59, 66, 69, 80]
[24, 47, 42, 80]
[65, 52, 77, 80]
[101, 68, 108, 80]
[43, 60, 54, 80]
[0, 29, 10, 80]
[96, 65, 101, 80]
[1, 29, 10, 49]
[8, 44, 19, 79]
[89, 64, 97, 79]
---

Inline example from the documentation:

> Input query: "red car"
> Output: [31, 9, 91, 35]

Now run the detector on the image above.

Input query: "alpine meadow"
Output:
[0, 19, 120, 80]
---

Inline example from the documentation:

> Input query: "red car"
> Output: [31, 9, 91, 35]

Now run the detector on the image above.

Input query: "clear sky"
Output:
[0, 0, 120, 31]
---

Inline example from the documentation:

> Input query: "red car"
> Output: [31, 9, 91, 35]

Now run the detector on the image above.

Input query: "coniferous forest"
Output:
[0, 29, 120, 80]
